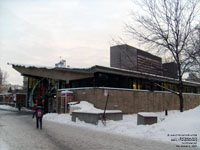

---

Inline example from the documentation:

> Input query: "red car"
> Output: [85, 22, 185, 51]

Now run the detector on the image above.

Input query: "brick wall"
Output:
[60, 88, 200, 114]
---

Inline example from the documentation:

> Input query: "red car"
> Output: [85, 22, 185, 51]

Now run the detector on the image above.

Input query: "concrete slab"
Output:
[137, 112, 157, 125]
[72, 111, 123, 125]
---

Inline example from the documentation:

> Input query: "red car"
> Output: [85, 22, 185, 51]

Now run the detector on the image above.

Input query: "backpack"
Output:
[37, 108, 43, 117]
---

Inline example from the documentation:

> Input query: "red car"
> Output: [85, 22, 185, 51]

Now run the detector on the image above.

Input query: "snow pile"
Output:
[0, 105, 32, 112]
[71, 101, 103, 113]
[151, 107, 200, 139]
[44, 113, 72, 124]
[44, 101, 200, 147]
[71, 101, 121, 113]
[0, 105, 17, 111]
[104, 108, 200, 146]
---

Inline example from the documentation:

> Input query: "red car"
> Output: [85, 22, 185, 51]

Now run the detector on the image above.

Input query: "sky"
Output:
[0, 0, 141, 86]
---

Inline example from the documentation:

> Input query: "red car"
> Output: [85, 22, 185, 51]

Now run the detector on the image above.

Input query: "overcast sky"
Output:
[0, 0, 142, 85]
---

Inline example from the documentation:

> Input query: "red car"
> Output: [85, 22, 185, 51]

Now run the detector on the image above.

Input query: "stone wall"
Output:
[61, 88, 200, 114]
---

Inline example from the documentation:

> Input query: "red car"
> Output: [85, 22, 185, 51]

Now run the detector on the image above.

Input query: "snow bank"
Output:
[0, 105, 32, 112]
[1, 102, 198, 147]
[0, 105, 17, 111]
[104, 108, 200, 146]
[71, 101, 121, 113]
[44, 101, 200, 147]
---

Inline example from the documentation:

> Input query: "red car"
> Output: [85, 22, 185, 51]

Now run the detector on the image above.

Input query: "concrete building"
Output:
[110, 44, 178, 79]
[110, 44, 163, 76]
[163, 62, 178, 79]
[9, 63, 200, 113]
[8, 45, 199, 113]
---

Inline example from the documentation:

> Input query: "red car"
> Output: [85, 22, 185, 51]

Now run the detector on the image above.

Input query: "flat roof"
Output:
[9, 63, 200, 87]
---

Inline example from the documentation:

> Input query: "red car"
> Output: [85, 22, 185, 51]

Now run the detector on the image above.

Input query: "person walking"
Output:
[32, 104, 44, 129]
[18, 101, 21, 111]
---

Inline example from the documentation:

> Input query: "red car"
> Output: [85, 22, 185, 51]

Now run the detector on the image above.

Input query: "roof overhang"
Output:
[10, 64, 94, 82]
[9, 63, 200, 87]
[91, 65, 200, 87]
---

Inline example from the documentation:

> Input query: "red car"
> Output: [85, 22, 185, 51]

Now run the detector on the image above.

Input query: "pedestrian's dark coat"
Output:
[32, 105, 44, 129]
[33, 106, 43, 117]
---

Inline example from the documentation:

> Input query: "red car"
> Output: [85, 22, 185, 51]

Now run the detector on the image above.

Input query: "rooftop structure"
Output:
[110, 44, 162, 76]
[110, 44, 178, 79]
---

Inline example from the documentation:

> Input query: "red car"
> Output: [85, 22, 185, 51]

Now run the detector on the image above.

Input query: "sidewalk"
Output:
[0, 105, 32, 113]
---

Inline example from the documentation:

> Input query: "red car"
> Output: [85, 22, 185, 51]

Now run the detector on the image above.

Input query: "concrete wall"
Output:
[72, 112, 123, 125]
[69, 88, 200, 114]
[110, 45, 162, 75]
[110, 45, 137, 71]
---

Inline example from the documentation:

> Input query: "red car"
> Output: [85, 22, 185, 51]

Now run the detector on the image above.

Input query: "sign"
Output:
[61, 91, 73, 97]
[104, 90, 108, 96]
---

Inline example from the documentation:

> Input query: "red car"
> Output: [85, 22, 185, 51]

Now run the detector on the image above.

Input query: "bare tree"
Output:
[0, 68, 8, 93]
[188, 27, 200, 75]
[126, 0, 200, 112]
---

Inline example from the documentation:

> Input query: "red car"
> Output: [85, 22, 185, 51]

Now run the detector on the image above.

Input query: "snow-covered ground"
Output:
[0, 105, 32, 112]
[44, 101, 200, 147]
[1, 102, 199, 148]
[0, 105, 18, 111]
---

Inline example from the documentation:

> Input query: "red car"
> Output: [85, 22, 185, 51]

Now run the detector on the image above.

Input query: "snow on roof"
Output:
[58, 87, 200, 96]
[138, 112, 157, 117]
[8, 62, 168, 77]
[58, 87, 150, 93]
[7, 62, 55, 69]
[8, 62, 94, 73]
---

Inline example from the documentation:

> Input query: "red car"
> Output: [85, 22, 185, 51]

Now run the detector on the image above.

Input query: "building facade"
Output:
[9, 45, 199, 112]
[163, 62, 178, 79]
[110, 44, 178, 79]
[110, 44, 163, 76]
